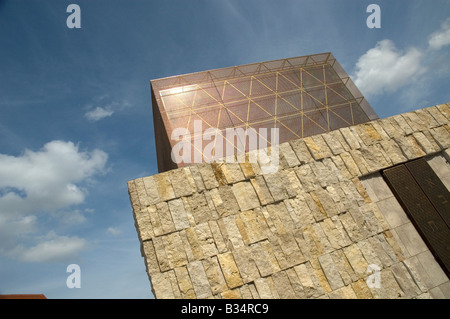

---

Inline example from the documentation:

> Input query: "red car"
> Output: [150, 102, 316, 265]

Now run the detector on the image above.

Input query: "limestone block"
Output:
[339, 126, 362, 149]
[185, 193, 214, 225]
[231, 181, 260, 211]
[310, 188, 339, 218]
[263, 172, 289, 201]
[179, 230, 195, 262]
[174, 266, 196, 299]
[367, 234, 399, 267]
[142, 240, 160, 274]
[289, 138, 314, 164]
[427, 105, 449, 125]
[167, 270, 182, 298]
[279, 141, 301, 167]
[394, 135, 426, 160]
[250, 240, 281, 277]
[219, 162, 246, 184]
[141, 176, 161, 205]
[295, 164, 320, 192]
[272, 271, 297, 298]
[437, 103, 450, 120]
[232, 245, 260, 284]
[134, 207, 154, 241]
[247, 283, 260, 299]
[217, 252, 244, 289]
[284, 169, 304, 196]
[169, 168, 196, 198]
[351, 279, 373, 299]
[322, 130, 347, 155]
[303, 135, 332, 160]
[392, 114, 414, 135]
[239, 285, 253, 299]
[369, 268, 405, 299]
[156, 201, 176, 235]
[254, 277, 275, 298]
[310, 160, 339, 187]
[390, 262, 422, 298]
[330, 249, 358, 284]
[401, 112, 427, 132]
[278, 231, 306, 267]
[208, 220, 228, 253]
[185, 227, 204, 260]
[284, 196, 315, 228]
[414, 108, 440, 129]
[151, 272, 176, 299]
[356, 239, 383, 270]
[381, 139, 409, 166]
[293, 262, 326, 298]
[250, 175, 274, 206]
[322, 157, 345, 182]
[320, 217, 352, 250]
[378, 117, 403, 139]
[303, 192, 327, 222]
[194, 222, 218, 258]
[237, 210, 267, 244]
[218, 215, 245, 250]
[188, 165, 206, 192]
[134, 178, 150, 208]
[310, 258, 333, 293]
[187, 260, 213, 299]
[343, 244, 369, 279]
[152, 236, 171, 272]
[339, 211, 365, 242]
[354, 123, 383, 146]
[163, 231, 188, 269]
[266, 201, 295, 234]
[209, 186, 240, 217]
[146, 205, 163, 238]
[239, 161, 257, 179]
[371, 120, 391, 141]
[168, 198, 191, 231]
[285, 267, 306, 298]
[154, 172, 176, 202]
[318, 253, 345, 290]
[197, 163, 220, 189]
[330, 155, 354, 180]
[430, 125, 450, 149]
[349, 149, 371, 175]
[339, 152, 362, 178]
[416, 250, 450, 287]
[221, 289, 242, 299]
[202, 256, 228, 295]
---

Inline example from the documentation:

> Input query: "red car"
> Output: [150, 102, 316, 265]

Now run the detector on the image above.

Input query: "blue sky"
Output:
[0, 0, 449, 299]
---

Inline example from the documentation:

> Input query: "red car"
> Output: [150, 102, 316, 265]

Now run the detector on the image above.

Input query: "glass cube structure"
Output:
[151, 52, 378, 172]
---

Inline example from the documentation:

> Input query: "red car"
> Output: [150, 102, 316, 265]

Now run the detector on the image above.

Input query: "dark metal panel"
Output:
[383, 164, 450, 277]
[406, 158, 450, 229]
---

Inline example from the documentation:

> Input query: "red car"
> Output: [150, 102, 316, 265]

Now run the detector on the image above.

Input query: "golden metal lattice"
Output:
[151, 52, 378, 172]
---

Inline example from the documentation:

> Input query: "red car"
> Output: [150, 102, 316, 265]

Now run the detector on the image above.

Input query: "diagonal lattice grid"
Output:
[151, 52, 378, 171]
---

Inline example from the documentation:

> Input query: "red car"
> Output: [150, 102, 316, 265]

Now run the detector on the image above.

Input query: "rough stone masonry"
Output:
[128, 103, 450, 299]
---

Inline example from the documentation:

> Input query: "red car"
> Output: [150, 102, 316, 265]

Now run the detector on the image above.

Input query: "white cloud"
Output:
[17, 232, 88, 263]
[428, 18, 450, 51]
[0, 140, 107, 215]
[85, 106, 114, 122]
[84, 98, 131, 122]
[107, 227, 122, 236]
[352, 39, 425, 97]
[0, 140, 107, 262]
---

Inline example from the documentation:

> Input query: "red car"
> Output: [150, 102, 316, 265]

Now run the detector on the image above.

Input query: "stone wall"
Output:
[127, 103, 450, 299]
